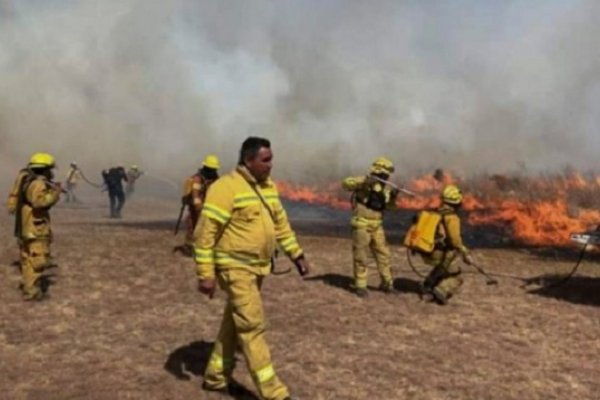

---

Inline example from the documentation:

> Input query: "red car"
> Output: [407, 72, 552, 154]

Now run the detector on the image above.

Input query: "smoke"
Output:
[0, 0, 599, 185]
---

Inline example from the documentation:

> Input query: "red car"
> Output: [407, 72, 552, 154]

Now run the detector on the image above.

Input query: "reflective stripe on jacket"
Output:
[194, 165, 303, 279]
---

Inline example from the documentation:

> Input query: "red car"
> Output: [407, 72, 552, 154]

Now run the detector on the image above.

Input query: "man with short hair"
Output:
[194, 137, 310, 400]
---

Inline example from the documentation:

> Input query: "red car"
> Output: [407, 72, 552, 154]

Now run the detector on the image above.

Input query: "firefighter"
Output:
[125, 164, 144, 199]
[421, 185, 473, 305]
[14, 152, 62, 301]
[176, 155, 220, 256]
[64, 162, 81, 203]
[195, 137, 310, 400]
[101, 166, 128, 218]
[342, 157, 399, 297]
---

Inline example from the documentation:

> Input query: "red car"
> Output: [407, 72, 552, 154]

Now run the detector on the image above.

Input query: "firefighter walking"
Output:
[102, 166, 128, 218]
[64, 161, 81, 203]
[420, 185, 473, 305]
[125, 165, 144, 199]
[175, 155, 220, 256]
[342, 157, 399, 297]
[12, 153, 62, 301]
[195, 137, 310, 400]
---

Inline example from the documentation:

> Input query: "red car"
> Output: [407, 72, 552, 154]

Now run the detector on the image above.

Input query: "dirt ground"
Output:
[1, 193, 599, 400]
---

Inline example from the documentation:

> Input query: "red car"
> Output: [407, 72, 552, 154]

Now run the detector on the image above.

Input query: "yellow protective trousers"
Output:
[351, 224, 393, 289]
[204, 268, 289, 400]
[422, 249, 463, 298]
[20, 239, 51, 299]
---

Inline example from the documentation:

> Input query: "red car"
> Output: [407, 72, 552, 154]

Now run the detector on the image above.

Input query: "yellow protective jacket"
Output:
[437, 204, 469, 256]
[7, 169, 30, 214]
[65, 167, 81, 185]
[194, 166, 303, 279]
[182, 174, 209, 212]
[19, 176, 61, 240]
[342, 175, 396, 229]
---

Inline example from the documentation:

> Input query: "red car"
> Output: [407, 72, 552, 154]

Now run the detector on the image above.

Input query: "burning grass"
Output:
[278, 169, 600, 247]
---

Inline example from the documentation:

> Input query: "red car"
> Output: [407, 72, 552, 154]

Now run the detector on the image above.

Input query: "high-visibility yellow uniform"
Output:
[6, 169, 30, 215]
[421, 203, 469, 301]
[65, 166, 81, 203]
[342, 175, 396, 291]
[18, 175, 61, 299]
[194, 165, 303, 400]
[182, 174, 210, 249]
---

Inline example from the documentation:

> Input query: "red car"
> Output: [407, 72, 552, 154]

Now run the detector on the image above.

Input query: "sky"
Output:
[0, 0, 598, 183]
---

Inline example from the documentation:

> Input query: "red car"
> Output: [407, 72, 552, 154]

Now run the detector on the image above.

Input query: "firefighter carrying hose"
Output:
[125, 165, 144, 199]
[11, 153, 62, 301]
[405, 185, 474, 305]
[342, 157, 399, 297]
[64, 161, 82, 203]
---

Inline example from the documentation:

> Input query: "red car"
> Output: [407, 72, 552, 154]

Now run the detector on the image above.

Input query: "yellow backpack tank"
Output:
[403, 210, 442, 253]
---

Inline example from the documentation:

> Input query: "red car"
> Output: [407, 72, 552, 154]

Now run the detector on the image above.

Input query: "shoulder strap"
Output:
[247, 181, 277, 224]
[14, 172, 36, 238]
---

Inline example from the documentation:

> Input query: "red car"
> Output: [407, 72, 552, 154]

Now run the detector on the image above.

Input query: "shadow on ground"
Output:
[64, 219, 176, 232]
[525, 275, 600, 306]
[164, 340, 214, 381]
[164, 341, 259, 400]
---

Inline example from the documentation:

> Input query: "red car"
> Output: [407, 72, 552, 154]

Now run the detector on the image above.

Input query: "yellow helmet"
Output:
[370, 157, 394, 175]
[28, 152, 56, 169]
[131, 164, 138, 170]
[202, 154, 220, 169]
[441, 184, 463, 205]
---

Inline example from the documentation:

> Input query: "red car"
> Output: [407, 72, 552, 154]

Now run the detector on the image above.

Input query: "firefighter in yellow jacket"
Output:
[64, 161, 81, 203]
[14, 153, 62, 301]
[177, 155, 220, 255]
[421, 185, 473, 305]
[342, 157, 399, 297]
[195, 137, 310, 400]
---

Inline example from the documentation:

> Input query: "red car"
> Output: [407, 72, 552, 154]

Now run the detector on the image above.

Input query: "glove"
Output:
[390, 188, 400, 198]
[293, 254, 311, 277]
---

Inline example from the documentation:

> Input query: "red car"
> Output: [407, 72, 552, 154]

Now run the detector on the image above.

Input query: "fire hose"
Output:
[406, 236, 593, 289]
[77, 167, 104, 189]
[405, 248, 498, 285]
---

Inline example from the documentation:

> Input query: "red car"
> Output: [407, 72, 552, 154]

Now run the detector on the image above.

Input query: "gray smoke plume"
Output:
[1, 0, 599, 187]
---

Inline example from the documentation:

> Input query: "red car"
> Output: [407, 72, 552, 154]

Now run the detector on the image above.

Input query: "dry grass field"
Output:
[1, 193, 599, 400]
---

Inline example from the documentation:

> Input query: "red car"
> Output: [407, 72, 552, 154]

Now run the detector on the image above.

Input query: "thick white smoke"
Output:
[0, 0, 598, 186]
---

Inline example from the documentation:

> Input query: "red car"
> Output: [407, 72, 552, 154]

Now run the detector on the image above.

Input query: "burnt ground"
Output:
[0, 194, 599, 400]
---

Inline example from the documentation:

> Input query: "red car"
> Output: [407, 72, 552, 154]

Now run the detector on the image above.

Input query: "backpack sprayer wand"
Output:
[370, 176, 417, 197]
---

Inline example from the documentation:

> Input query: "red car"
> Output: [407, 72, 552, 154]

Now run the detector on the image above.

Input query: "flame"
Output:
[276, 172, 600, 247]
[277, 181, 351, 210]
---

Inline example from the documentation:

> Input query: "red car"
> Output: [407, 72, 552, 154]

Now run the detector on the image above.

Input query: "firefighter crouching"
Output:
[14, 153, 62, 301]
[419, 185, 473, 305]
[342, 157, 399, 297]
[195, 137, 310, 400]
